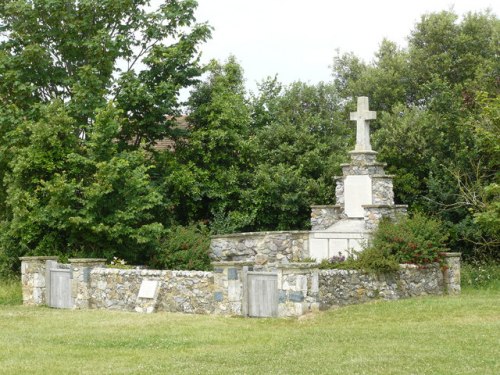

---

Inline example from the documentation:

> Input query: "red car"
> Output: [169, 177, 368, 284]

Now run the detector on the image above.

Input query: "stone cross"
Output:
[350, 96, 376, 151]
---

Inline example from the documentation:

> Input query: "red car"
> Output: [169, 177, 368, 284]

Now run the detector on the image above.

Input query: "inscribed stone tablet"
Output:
[138, 279, 159, 299]
[344, 175, 372, 218]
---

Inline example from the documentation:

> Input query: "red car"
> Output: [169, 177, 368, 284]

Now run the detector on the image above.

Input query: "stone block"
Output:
[214, 291, 224, 302]
[289, 291, 304, 302]
[227, 268, 238, 280]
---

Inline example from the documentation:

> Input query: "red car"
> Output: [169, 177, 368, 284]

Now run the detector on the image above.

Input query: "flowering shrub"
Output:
[319, 252, 360, 270]
[369, 212, 449, 267]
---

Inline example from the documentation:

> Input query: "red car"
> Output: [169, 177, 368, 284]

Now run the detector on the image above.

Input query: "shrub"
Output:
[355, 247, 401, 273]
[369, 212, 449, 267]
[319, 213, 450, 274]
[151, 224, 212, 271]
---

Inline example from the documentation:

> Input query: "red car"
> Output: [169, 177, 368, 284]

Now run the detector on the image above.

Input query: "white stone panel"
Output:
[309, 238, 328, 261]
[138, 279, 159, 299]
[344, 175, 372, 218]
[329, 239, 348, 258]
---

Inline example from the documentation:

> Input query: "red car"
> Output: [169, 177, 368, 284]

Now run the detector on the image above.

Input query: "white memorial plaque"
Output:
[344, 175, 372, 218]
[138, 279, 159, 299]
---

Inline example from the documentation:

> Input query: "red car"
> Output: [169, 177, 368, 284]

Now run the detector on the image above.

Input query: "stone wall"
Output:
[210, 231, 310, 263]
[319, 264, 444, 308]
[19, 253, 461, 317]
[19, 256, 58, 306]
[89, 268, 223, 314]
[363, 204, 408, 231]
[310, 205, 346, 230]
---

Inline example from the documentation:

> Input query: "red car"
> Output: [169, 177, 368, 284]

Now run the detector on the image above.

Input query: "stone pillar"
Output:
[69, 258, 106, 309]
[19, 256, 59, 306]
[443, 253, 461, 295]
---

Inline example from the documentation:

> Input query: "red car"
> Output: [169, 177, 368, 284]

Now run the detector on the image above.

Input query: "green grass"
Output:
[0, 277, 22, 306]
[0, 286, 499, 375]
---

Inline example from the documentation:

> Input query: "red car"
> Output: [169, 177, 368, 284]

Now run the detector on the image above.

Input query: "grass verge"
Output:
[0, 288, 498, 375]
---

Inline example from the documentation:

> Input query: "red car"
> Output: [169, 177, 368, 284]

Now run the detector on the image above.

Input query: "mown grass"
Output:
[0, 277, 499, 375]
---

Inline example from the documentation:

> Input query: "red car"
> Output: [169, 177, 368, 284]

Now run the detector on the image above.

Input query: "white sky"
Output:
[185, 0, 498, 93]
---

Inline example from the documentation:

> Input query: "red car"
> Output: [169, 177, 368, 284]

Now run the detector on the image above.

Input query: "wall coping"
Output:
[363, 204, 408, 209]
[348, 150, 378, 155]
[211, 230, 310, 239]
[91, 267, 213, 277]
[19, 256, 59, 261]
[310, 205, 342, 209]
[443, 252, 461, 258]
[276, 262, 318, 269]
[340, 162, 387, 167]
[69, 258, 107, 263]
[212, 261, 254, 267]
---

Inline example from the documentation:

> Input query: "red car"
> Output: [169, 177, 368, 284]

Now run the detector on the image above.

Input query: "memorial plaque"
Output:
[138, 279, 159, 299]
[344, 175, 372, 218]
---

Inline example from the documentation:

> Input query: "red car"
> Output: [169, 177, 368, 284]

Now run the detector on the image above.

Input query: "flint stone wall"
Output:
[310, 205, 347, 230]
[363, 205, 408, 231]
[210, 231, 310, 263]
[19, 254, 461, 317]
[319, 264, 444, 308]
[89, 268, 228, 314]
[19, 256, 58, 306]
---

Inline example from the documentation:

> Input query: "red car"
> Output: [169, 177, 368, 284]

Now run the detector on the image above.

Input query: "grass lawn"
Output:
[0, 282, 498, 375]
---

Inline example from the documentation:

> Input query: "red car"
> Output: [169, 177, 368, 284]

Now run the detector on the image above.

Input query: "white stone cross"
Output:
[350, 96, 376, 151]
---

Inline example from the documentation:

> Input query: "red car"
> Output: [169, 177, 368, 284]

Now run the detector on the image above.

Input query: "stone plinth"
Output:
[19, 256, 58, 306]
[443, 253, 461, 295]
[210, 231, 310, 263]
[69, 258, 106, 309]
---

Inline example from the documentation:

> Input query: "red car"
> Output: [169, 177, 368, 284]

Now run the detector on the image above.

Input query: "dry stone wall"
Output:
[20, 253, 461, 317]
[210, 231, 310, 264]
[319, 264, 444, 308]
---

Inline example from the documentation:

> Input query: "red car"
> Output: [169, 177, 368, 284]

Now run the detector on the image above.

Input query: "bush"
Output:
[369, 212, 449, 267]
[319, 213, 449, 274]
[151, 224, 212, 271]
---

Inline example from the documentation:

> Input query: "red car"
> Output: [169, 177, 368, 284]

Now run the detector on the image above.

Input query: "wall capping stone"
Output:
[310, 205, 342, 209]
[211, 230, 310, 239]
[19, 256, 59, 261]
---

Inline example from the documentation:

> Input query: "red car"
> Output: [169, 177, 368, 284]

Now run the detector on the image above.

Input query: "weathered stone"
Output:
[254, 253, 269, 265]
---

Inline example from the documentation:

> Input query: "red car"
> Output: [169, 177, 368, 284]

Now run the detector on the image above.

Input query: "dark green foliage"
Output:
[0, 104, 164, 271]
[354, 247, 401, 274]
[369, 213, 449, 266]
[152, 224, 212, 271]
[0, 1, 210, 271]
[320, 213, 449, 274]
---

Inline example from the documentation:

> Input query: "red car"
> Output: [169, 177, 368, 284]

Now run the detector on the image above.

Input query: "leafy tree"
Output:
[1, 104, 164, 272]
[247, 80, 348, 230]
[165, 57, 254, 230]
[0, 0, 210, 272]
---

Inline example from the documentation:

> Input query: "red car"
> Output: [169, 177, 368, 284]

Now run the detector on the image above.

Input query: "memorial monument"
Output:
[309, 97, 407, 260]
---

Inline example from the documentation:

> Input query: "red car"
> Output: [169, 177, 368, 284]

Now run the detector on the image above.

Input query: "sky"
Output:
[181, 0, 498, 94]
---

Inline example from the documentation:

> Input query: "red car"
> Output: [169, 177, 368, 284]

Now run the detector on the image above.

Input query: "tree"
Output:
[0, 0, 211, 273]
[247, 80, 348, 230]
[164, 57, 254, 232]
[1, 103, 164, 272]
